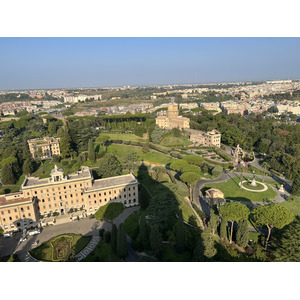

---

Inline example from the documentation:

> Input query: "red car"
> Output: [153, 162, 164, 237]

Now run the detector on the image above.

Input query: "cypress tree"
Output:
[111, 224, 118, 254]
[139, 215, 148, 249]
[88, 139, 96, 162]
[193, 237, 204, 262]
[220, 219, 227, 240]
[208, 210, 220, 236]
[117, 223, 128, 259]
[1, 164, 16, 185]
[176, 210, 185, 254]
[150, 225, 162, 256]
[236, 220, 249, 248]
[202, 229, 217, 259]
[23, 158, 34, 176]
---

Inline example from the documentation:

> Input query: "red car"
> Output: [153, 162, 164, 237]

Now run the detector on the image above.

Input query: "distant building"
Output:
[186, 129, 221, 148]
[64, 94, 102, 103]
[27, 137, 61, 160]
[156, 101, 190, 130]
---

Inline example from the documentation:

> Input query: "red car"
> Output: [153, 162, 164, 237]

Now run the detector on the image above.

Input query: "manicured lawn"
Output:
[29, 234, 91, 261]
[83, 240, 120, 262]
[203, 176, 277, 203]
[96, 133, 142, 142]
[160, 135, 192, 147]
[159, 245, 192, 262]
[281, 197, 300, 216]
[106, 144, 174, 165]
[94, 202, 124, 221]
[0, 186, 20, 195]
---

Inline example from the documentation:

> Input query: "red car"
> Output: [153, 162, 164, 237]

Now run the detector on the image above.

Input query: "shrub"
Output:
[97, 151, 105, 159]
[53, 212, 59, 216]
[69, 160, 77, 166]
[104, 231, 111, 243]
[62, 160, 69, 166]
[99, 229, 105, 238]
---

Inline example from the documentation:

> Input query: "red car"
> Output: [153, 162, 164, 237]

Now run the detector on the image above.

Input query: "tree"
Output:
[220, 219, 227, 240]
[58, 127, 72, 159]
[175, 210, 185, 254]
[211, 166, 223, 177]
[104, 231, 111, 243]
[291, 174, 300, 196]
[150, 126, 163, 144]
[97, 153, 122, 178]
[88, 139, 96, 162]
[111, 224, 118, 254]
[139, 215, 148, 249]
[193, 237, 204, 262]
[98, 135, 110, 152]
[208, 210, 220, 236]
[236, 220, 249, 248]
[252, 204, 294, 250]
[1, 163, 16, 185]
[170, 159, 189, 172]
[117, 223, 128, 259]
[180, 172, 202, 202]
[261, 161, 268, 182]
[150, 224, 162, 255]
[202, 229, 217, 259]
[219, 202, 250, 244]
[23, 157, 34, 175]
[273, 216, 300, 262]
[123, 151, 138, 172]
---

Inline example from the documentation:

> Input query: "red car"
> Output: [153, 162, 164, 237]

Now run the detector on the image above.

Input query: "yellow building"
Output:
[28, 136, 61, 159]
[186, 129, 221, 148]
[0, 165, 139, 233]
[156, 102, 190, 130]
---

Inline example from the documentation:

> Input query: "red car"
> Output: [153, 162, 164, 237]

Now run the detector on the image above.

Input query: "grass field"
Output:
[202, 176, 277, 203]
[96, 133, 142, 142]
[29, 234, 91, 261]
[106, 143, 174, 165]
[83, 240, 120, 262]
[281, 197, 300, 216]
[160, 135, 192, 147]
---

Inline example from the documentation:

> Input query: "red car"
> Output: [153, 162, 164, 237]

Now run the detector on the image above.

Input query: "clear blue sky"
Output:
[0, 37, 299, 90]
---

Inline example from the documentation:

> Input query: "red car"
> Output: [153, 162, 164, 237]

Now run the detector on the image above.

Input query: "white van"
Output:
[4, 232, 13, 238]
[28, 229, 40, 236]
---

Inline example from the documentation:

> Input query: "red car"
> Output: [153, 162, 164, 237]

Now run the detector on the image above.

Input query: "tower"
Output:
[167, 98, 179, 119]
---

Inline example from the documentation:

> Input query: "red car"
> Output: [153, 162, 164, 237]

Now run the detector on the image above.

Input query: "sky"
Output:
[0, 37, 300, 90]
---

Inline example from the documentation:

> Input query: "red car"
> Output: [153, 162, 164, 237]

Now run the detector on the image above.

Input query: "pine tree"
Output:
[176, 210, 185, 254]
[23, 158, 34, 176]
[236, 220, 249, 248]
[150, 225, 162, 255]
[220, 219, 227, 240]
[111, 224, 118, 254]
[88, 139, 96, 162]
[97, 153, 122, 178]
[139, 215, 148, 249]
[1, 164, 16, 185]
[202, 229, 217, 259]
[208, 210, 220, 236]
[117, 223, 128, 259]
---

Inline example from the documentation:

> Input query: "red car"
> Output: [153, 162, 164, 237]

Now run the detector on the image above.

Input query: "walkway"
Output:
[74, 235, 101, 261]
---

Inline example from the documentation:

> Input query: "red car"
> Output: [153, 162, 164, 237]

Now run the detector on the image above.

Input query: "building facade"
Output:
[186, 129, 221, 148]
[156, 102, 190, 130]
[28, 137, 61, 159]
[0, 166, 139, 233]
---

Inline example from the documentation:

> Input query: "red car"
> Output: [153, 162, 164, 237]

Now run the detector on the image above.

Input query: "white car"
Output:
[20, 237, 27, 242]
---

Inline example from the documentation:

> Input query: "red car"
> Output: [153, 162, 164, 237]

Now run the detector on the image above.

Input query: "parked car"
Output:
[3, 231, 14, 238]
[20, 237, 27, 242]
[28, 229, 40, 236]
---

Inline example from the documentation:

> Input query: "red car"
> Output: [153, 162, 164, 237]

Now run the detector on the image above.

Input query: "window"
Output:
[65, 195, 67, 199]
[43, 206, 46, 209]
[49, 205, 51, 208]
[128, 188, 130, 191]
[69, 185, 71, 188]
[27, 192, 30, 196]
[54, 197, 56, 200]
[66, 201, 68, 205]
[70, 194, 73, 198]
[129, 200, 131, 204]
[99, 193, 101, 196]
[129, 194, 131, 197]
[104, 192, 106, 196]
[105, 198, 107, 202]
[76, 200, 79, 203]
[123, 188, 126, 192]
[94, 200, 96, 204]
[55, 204, 57, 207]
[109, 191, 111, 195]
[9, 217, 12, 220]
[124, 201, 126, 205]
[114, 190, 116, 194]
[64, 186, 66, 189]
[42, 199, 45, 202]
[88, 195, 91, 198]
[133, 193, 135, 196]
[124, 194, 126, 198]
[8, 210, 10, 214]
[133, 187, 135, 190]
[1, 212, 3, 215]
[21, 208, 24, 212]
[35, 191, 37, 194]
[15, 215, 18, 219]
[71, 200, 74, 204]
[119, 196, 121, 199]
[94, 194, 96, 198]
[133, 199, 136, 203]
[48, 198, 50, 202]
[28, 213, 31, 217]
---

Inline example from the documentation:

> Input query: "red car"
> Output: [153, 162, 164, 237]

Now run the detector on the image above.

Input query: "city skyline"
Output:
[0, 37, 300, 90]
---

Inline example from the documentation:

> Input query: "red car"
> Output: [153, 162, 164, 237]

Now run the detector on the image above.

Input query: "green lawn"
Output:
[83, 240, 120, 262]
[29, 234, 91, 261]
[202, 176, 277, 203]
[96, 133, 143, 142]
[281, 197, 300, 216]
[106, 143, 174, 165]
[160, 135, 192, 147]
